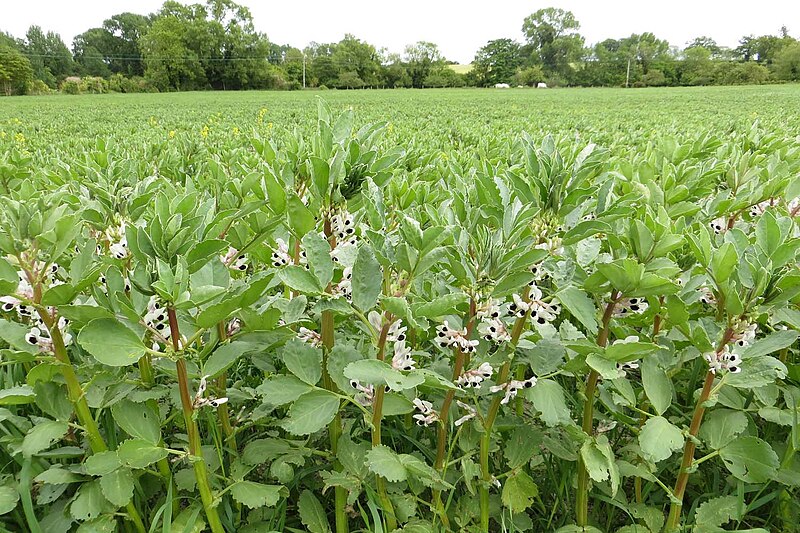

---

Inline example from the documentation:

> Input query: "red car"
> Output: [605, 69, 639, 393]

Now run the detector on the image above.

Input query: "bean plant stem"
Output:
[322, 215, 349, 533]
[168, 308, 226, 533]
[371, 320, 397, 531]
[479, 296, 530, 531]
[215, 322, 237, 450]
[576, 293, 619, 528]
[664, 327, 733, 531]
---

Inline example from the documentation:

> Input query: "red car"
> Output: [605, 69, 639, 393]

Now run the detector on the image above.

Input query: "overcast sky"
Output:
[3, 0, 797, 64]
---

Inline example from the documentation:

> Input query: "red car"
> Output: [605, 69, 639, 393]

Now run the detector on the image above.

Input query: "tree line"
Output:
[1, 0, 799, 96]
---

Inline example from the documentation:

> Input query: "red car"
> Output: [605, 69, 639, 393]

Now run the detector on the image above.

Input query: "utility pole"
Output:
[625, 57, 631, 88]
[302, 52, 306, 89]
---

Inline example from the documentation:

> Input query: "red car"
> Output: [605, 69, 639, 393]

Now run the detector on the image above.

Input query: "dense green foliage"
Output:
[2, 1, 800, 94]
[0, 86, 799, 533]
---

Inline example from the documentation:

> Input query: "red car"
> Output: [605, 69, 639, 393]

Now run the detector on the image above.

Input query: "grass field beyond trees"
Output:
[0, 85, 799, 533]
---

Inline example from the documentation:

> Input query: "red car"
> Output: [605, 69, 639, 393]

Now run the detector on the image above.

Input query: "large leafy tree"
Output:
[0, 45, 34, 95]
[473, 38, 523, 86]
[522, 8, 584, 77]
[24, 25, 74, 87]
[404, 41, 444, 88]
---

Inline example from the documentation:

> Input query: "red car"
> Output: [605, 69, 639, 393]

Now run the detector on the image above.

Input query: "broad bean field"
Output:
[1, 86, 799, 533]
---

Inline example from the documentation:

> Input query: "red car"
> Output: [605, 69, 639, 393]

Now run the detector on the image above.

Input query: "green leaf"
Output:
[22, 420, 68, 457]
[699, 409, 748, 450]
[256, 375, 313, 406]
[230, 481, 284, 509]
[741, 330, 798, 359]
[501, 470, 539, 513]
[605, 341, 658, 361]
[34, 466, 83, 485]
[111, 399, 161, 445]
[504, 426, 542, 469]
[309, 157, 330, 200]
[302, 232, 334, 288]
[524, 379, 571, 427]
[287, 194, 316, 237]
[586, 353, 620, 380]
[580, 435, 619, 495]
[281, 338, 323, 385]
[556, 286, 598, 334]
[413, 292, 468, 319]
[638, 416, 683, 463]
[726, 356, 787, 389]
[298, 490, 331, 533]
[277, 266, 323, 294]
[366, 445, 407, 482]
[710, 242, 738, 283]
[281, 390, 340, 436]
[117, 439, 169, 469]
[0, 486, 19, 515]
[351, 244, 382, 311]
[84, 451, 122, 476]
[0, 385, 35, 405]
[0, 257, 18, 295]
[344, 359, 424, 391]
[100, 468, 134, 507]
[641, 356, 672, 415]
[694, 495, 741, 527]
[203, 342, 253, 379]
[70, 480, 112, 521]
[77, 318, 145, 367]
[719, 436, 779, 483]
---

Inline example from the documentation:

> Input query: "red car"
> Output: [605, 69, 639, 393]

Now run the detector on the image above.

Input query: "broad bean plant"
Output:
[0, 99, 799, 533]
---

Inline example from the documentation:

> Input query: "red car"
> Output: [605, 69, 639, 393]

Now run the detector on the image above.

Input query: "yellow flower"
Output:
[0, 131, 6, 139]
[14, 133, 25, 145]
[267, 122, 273, 130]
[201, 125, 210, 138]
[168, 130, 176, 139]
[232, 127, 240, 136]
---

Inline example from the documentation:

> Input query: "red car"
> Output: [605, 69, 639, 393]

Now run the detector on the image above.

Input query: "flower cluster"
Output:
[0, 270, 34, 317]
[368, 313, 413, 371]
[709, 217, 727, 235]
[456, 362, 494, 388]
[412, 398, 439, 426]
[704, 345, 741, 374]
[731, 323, 756, 348]
[297, 326, 322, 347]
[221, 247, 248, 271]
[698, 287, 716, 306]
[454, 401, 477, 427]
[507, 286, 561, 325]
[99, 222, 129, 260]
[25, 316, 71, 353]
[331, 267, 352, 301]
[144, 296, 170, 339]
[612, 297, 648, 318]
[193, 375, 229, 409]
[436, 321, 479, 353]
[332, 211, 357, 246]
[271, 238, 302, 267]
[350, 380, 389, 407]
[489, 377, 537, 405]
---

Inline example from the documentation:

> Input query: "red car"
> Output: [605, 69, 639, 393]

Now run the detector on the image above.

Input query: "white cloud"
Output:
[3, 0, 796, 64]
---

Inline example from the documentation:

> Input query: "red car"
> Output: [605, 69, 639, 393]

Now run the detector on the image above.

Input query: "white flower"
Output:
[332, 212, 356, 243]
[271, 238, 293, 267]
[412, 398, 439, 426]
[25, 316, 70, 353]
[349, 380, 376, 406]
[489, 377, 536, 404]
[476, 299, 501, 321]
[528, 284, 561, 325]
[193, 375, 229, 409]
[616, 360, 639, 377]
[787, 197, 800, 216]
[221, 247, 248, 271]
[456, 362, 494, 388]
[479, 318, 510, 343]
[297, 327, 322, 347]
[391, 341, 415, 371]
[332, 267, 352, 300]
[454, 401, 477, 427]
[709, 217, 726, 235]
[144, 296, 170, 339]
[529, 263, 549, 284]
[732, 323, 756, 349]
[612, 297, 648, 318]
[749, 200, 773, 218]
[506, 293, 531, 318]
[535, 237, 563, 256]
[698, 287, 716, 306]
[704, 345, 741, 374]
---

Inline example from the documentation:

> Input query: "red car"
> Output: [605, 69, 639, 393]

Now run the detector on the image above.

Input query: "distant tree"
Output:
[0, 45, 34, 95]
[681, 46, 713, 84]
[337, 70, 364, 89]
[24, 25, 74, 87]
[404, 41, 444, 88]
[686, 36, 722, 58]
[473, 38, 522, 86]
[775, 42, 800, 81]
[140, 14, 206, 90]
[514, 65, 545, 86]
[521, 8, 584, 76]
[333, 34, 380, 87]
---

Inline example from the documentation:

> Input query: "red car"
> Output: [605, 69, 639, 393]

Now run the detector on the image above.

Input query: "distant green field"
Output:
[448, 63, 474, 74]
[3, 85, 799, 161]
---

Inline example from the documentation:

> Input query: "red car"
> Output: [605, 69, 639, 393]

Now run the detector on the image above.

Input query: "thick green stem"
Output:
[479, 301, 530, 531]
[665, 327, 733, 531]
[168, 308, 226, 533]
[664, 370, 717, 531]
[42, 311, 146, 533]
[576, 294, 619, 527]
